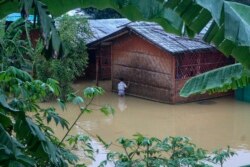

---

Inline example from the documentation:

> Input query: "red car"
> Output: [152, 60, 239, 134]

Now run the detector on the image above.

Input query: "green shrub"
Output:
[36, 15, 90, 99]
[0, 19, 36, 72]
[0, 66, 114, 167]
[98, 134, 235, 167]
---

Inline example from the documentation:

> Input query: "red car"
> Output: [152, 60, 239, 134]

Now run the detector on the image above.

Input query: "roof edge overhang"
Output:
[86, 28, 129, 49]
[128, 28, 215, 56]
[87, 24, 215, 55]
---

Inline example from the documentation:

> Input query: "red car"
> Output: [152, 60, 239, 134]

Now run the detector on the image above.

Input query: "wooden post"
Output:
[96, 52, 100, 86]
[171, 55, 177, 104]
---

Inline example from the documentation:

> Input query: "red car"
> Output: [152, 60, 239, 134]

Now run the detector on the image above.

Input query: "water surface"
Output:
[42, 80, 250, 166]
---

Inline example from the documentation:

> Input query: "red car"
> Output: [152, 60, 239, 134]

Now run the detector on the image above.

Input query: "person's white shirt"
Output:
[118, 81, 127, 91]
[118, 80, 128, 96]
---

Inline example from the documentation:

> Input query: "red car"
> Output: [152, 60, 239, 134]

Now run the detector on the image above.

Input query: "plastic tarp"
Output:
[5, 13, 35, 23]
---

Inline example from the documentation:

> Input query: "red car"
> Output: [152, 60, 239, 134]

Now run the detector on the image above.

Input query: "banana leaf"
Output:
[163, 0, 250, 69]
[0, 124, 35, 166]
[1, 1, 61, 59]
[180, 63, 250, 97]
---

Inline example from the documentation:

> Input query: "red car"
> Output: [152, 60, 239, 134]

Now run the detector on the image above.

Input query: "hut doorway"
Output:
[85, 45, 112, 84]
[85, 49, 96, 80]
[99, 45, 111, 80]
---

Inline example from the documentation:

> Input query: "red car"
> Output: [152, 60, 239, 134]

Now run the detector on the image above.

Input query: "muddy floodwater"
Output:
[41, 81, 250, 166]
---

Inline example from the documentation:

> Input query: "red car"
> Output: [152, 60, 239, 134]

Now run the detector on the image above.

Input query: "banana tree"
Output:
[0, 0, 65, 59]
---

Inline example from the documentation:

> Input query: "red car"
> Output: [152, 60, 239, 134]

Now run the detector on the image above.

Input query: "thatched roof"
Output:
[126, 22, 213, 53]
[86, 18, 130, 44]
[88, 20, 214, 54]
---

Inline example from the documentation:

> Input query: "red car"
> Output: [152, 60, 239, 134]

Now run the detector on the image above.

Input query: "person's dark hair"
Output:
[119, 77, 124, 81]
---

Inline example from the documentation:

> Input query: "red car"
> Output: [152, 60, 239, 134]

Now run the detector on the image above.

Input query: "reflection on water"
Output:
[41, 80, 250, 166]
[118, 97, 127, 112]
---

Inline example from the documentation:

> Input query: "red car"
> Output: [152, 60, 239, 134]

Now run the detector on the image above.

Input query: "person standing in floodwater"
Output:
[117, 78, 128, 96]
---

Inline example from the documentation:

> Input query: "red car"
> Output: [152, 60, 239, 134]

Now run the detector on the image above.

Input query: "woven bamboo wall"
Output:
[112, 34, 174, 103]
[174, 51, 234, 103]
[174, 79, 232, 103]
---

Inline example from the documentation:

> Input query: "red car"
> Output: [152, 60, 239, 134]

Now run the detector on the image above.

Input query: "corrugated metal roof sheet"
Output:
[86, 18, 130, 44]
[126, 22, 213, 53]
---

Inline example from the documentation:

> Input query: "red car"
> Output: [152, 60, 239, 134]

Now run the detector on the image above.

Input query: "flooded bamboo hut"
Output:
[87, 21, 234, 103]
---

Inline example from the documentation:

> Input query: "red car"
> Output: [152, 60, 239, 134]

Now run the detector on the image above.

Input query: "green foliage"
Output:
[210, 146, 236, 167]
[83, 87, 105, 99]
[0, 19, 4, 37]
[0, 66, 115, 166]
[0, 1, 19, 19]
[0, 66, 77, 166]
[19, 0, 64, 59]
[80, 0, 180, 33]
[67, 134, 95, 161]
[82, 7, 123, 19]
[100, 105, 115, 116]
[0, 124, 35, 167]
[98, 134, 235, 167]
[0, 19, 38, 72]
[180, 63, 250, 97]
[42, 107, 69, 129]
[57, 14, 89, 78]
[60, 86, 115, 165]
[36, 15, 89, 99]
[58, 86, 114, 150]
[35, 59, 74, 99]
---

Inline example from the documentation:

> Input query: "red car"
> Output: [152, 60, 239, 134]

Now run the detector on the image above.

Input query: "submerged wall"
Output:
[174, 51, 234, 103]
[111, 33, 175, 103]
